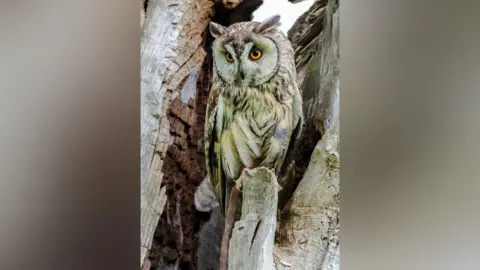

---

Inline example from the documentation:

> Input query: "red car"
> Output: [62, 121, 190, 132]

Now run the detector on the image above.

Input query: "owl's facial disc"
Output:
[238, 38, 278, 85]
[213, 36, 278, 86]
[213, 42, 239, 84]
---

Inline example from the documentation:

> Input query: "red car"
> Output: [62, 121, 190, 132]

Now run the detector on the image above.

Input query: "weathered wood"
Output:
[290, 0, 338, 135]
[228, 168, 279, 270]
[303, 0, 339, 135]
[220, 185, 240, 270]
[140, 0, 213, 267]
[140, 155, 167, 266]
[275, 119, 339, 270]
[141, 0, 146, 29]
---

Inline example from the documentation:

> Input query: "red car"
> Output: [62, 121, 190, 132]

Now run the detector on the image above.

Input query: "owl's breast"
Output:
[219, 98, 293, 181]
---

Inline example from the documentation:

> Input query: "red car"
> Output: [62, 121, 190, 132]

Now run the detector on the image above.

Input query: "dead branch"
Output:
[228, 168, 279, 270]
[220, 185, 241, 270]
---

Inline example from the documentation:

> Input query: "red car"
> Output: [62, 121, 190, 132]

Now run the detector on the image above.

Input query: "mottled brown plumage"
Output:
[196, 15, 303, 216]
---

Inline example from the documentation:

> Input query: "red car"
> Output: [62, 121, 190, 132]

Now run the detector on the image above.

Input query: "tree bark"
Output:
[140, 0, 213, 268]
[274, 119, 339, 270]
[228, 168, 279, 270]
[140, 0, 146, 29]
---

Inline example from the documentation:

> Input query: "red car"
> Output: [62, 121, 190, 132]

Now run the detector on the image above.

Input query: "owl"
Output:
[194, 15, 303, 215]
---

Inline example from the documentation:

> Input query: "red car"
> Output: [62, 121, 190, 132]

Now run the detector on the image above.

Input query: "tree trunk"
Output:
[228, 168, 279, 270]
[140, 0, 213, 268]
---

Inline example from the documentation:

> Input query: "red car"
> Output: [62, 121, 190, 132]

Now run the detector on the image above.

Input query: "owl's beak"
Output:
[238, 66, 245, 80]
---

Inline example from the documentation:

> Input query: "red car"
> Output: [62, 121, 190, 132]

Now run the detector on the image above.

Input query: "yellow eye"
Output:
[226, 53, 234, 62]
[249, 48, 262, 60]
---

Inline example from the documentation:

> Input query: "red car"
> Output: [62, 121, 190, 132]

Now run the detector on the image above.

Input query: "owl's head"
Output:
[210, 15, 287, 86]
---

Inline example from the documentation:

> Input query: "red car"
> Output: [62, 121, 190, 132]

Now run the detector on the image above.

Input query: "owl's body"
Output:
[195, 16, 303, 215]
[216, 81, 295, 176]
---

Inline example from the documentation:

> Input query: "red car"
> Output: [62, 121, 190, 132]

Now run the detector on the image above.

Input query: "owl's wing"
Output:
[204, 81, 227, 216]
[292, 83, 304, 141]
[281, 83, 304, 170]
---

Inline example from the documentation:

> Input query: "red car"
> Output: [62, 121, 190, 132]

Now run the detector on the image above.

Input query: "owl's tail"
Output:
[194, 176, 220, 212]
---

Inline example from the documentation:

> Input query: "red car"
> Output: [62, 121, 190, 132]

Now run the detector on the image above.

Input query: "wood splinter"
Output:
[219, 178, 242, 270]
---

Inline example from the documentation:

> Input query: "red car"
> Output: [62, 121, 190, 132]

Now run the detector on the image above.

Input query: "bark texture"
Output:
[140, 0, 213, 268]
[274, 120, 339, 270]
[291, 0, 339, 136]
[228, 168, 279, 270]
[141, 0, 146, 29]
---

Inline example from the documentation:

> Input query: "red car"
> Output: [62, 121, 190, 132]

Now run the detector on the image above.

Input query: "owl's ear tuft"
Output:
[209, 21, 227, 39]
[254, 14, 281, 34]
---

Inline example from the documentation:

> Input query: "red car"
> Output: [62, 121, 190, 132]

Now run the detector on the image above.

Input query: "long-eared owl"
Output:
[195, 15, 303, 215]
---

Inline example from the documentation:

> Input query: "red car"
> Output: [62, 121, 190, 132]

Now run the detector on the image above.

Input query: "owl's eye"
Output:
[249, 48, 262, 60]
[225, 53, 234, 62]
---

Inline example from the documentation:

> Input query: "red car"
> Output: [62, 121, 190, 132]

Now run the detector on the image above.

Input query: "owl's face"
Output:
[210, 15, 282, 86]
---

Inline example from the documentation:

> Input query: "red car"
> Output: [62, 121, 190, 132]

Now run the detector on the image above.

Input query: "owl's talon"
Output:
[235, 176, 243, 192]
